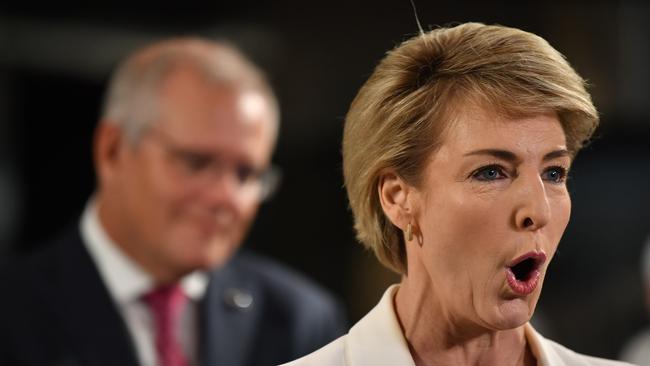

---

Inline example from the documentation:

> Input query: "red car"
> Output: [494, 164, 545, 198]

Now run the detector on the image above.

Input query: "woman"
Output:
[283, 23, 633, 366]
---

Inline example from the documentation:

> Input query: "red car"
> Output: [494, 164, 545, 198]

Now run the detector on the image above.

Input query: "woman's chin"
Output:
[488, 298, 536, 330]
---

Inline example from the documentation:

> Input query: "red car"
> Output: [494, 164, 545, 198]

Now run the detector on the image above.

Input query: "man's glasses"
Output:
[145, 128, 281, 202]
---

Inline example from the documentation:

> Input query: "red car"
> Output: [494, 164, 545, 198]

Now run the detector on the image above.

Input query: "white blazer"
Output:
[281, 285, 635, 366]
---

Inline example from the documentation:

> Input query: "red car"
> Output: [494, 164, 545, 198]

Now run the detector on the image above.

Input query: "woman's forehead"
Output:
[435, 109, 566, 157]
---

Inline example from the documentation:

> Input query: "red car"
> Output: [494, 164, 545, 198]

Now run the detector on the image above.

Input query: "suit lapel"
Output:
[53, 230, 139, 366]
[200, 256, 261, 366]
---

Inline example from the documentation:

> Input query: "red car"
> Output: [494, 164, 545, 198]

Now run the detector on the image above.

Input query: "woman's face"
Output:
[411, 106, 571, 331]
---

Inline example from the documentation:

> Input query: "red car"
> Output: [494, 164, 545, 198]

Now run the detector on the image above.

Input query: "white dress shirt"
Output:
[80, 200, 208, 366]
[282, 285, 635, 366]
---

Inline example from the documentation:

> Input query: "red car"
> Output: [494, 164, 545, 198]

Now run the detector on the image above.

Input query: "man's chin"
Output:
[189, 241, 239, 271]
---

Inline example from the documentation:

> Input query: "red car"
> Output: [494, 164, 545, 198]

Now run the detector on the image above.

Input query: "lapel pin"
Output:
[223, 288, 254, 311]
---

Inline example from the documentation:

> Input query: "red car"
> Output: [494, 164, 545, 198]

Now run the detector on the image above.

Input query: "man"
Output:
[0, 38, 346, 366]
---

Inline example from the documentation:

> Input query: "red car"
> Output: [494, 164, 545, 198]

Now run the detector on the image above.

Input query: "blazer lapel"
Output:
[53, 231, 139, 366]
[524, 324, 568, 366]
[200, 257, 261, 366]
[347, 285, 415, 366]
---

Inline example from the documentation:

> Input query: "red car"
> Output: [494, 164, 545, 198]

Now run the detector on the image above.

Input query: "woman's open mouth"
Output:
[505, 251, 547, 296]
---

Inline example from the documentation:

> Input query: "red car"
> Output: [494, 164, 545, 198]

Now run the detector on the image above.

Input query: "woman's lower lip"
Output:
[505, 268, 541, 295]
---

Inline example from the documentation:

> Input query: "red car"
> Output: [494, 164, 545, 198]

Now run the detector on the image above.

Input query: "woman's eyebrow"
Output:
[463, 149, 518, 162]
[543, 149, 570, 161]
[463, 148, 570, 162]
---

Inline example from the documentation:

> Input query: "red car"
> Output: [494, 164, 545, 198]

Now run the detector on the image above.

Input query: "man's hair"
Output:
[342, 23, 599, 274]
[101, 37, 279, 142]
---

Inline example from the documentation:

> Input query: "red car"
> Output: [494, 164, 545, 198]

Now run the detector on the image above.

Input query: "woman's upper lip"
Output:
[507, 251, 547, 268]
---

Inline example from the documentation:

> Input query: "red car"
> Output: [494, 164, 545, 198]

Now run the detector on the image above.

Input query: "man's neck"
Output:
[95, 195, 184, 285]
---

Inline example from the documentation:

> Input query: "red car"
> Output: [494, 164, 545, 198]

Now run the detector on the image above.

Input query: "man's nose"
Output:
[201, 167, 242, 206]
[513, 172, 551, 231]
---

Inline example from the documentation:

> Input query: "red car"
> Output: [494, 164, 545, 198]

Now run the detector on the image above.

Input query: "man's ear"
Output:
[94, 121, 126, 185]
[378, 170, 415, 231]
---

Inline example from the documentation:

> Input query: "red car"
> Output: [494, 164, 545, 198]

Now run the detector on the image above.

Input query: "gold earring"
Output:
[406, 223, 413, 242]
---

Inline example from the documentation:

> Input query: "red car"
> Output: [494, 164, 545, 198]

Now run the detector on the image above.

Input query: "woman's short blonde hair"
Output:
[342, 23, 599, 274]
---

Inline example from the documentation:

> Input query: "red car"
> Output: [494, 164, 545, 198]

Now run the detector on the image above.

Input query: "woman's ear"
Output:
[378, 170, 414, 231]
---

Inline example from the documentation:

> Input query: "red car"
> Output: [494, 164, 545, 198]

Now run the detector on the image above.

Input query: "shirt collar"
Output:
[80, 199, 208, 304]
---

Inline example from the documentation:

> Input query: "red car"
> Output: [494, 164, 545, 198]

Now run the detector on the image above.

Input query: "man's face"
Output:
[100, 66, 276, 282]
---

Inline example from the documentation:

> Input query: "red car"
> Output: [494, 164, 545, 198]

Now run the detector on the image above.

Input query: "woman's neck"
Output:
[394, 272, 535, 366]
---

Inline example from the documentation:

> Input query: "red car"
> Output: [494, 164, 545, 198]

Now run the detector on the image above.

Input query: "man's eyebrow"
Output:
[463, 148, 570, 162]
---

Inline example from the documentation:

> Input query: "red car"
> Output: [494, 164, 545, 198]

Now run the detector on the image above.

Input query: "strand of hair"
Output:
[409, 0, 425, 35]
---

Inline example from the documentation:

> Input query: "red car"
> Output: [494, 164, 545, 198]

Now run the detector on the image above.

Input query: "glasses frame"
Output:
[142, 127, 282, 203]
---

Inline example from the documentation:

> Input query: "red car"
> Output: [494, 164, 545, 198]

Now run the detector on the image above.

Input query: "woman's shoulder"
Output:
[541, 337, 636, 366]
[619, 327, 650, 364]
[279, 336, 347, 366]
[527, 324, 635, 366]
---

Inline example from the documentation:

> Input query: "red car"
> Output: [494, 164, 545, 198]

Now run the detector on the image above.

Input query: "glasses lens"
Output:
[259, 165, 281, 201]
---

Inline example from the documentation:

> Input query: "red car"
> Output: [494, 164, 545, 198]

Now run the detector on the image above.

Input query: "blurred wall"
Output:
[1, 0, 648, 359]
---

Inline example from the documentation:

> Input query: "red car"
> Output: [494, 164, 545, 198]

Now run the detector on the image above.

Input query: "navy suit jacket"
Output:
[0, 228, 347, 366]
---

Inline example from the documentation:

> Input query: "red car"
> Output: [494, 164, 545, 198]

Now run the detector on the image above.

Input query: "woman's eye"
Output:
[542, 166, 567, 183]
[472, 165, 507, 181]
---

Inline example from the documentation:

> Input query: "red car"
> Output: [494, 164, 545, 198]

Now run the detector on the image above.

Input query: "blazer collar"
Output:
[346, 285, 415, 365]
[525, 323, 568, 366]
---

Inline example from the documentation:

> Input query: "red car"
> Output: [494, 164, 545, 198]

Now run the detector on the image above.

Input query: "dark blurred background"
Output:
[1, 0, 649, 359]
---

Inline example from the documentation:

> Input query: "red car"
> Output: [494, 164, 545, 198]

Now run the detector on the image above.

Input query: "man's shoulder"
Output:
[0, 226, 80, 279]
[0, 241, 60, 288]
[0, 225, 92, 321]
[0, 229, 81, 356]
[210, 250, 348, 363]
[225, 250, 341, 311]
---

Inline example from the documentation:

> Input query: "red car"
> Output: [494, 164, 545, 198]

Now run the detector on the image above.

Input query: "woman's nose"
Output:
[513, 174, 551, 231]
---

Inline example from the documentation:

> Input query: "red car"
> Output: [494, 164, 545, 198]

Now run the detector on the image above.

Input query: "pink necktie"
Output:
[142, 284, 188, 366]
